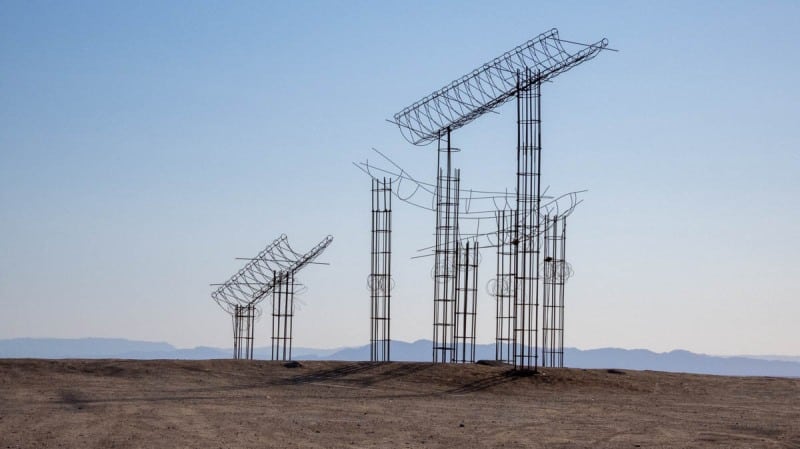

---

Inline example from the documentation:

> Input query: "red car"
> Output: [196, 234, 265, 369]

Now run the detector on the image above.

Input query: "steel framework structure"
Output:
[212, 235, 293, 310]
[250, 236, 333, 306]
[356, 152, 583, 367]
[542, 215, 570, 368]
[453, 240, 479, 363]
[271, 270, 295, 361]
[513, 69, 542, 371]
[383, 28, 608, 369]
[370, 177, 392, 362]
[233, 304, 256, 360]
[392, 28, 609, 146]
[432, 130, 461, 363]
[494, 208, 516, 363]
[355, 148, 583, 229]
[211, 234, 333, 360]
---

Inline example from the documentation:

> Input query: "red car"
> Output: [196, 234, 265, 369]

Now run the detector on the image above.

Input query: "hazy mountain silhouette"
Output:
[322, 341, 800, 377]
[0, 338, 176, 358]
[2, 338, 798, 377]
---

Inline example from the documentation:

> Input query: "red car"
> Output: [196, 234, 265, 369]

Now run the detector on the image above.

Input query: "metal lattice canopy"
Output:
[250, 235, 333, 303]
[211, 234, 333, 314]
[392, 28, 609, 146]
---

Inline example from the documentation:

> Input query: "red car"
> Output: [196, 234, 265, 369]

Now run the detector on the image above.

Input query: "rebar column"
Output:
[271, 270, 295, 361]
[233, 305, 242, 359]
[557, 218, 566, 366]
[542, 215, 567, 367]
[513, 69, 542, 371]
[432, 128, 460, 363]
[370, 177, 392, 362]
[495, 209, 516, 363]
[232, 303, 255, 360]
[454, 240, 479, 363]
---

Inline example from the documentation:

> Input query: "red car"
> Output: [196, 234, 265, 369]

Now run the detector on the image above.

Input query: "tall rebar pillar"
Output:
[370, 177, 392, 362]
[513, 69, 542, 371]
[495, 209, 516, 363]
[232, 303, 255, 360]
[454, 240, 479, 363]
[271, 270, 295, 361]
[542, 215, 567, 368]
[432, 128, 460, 363]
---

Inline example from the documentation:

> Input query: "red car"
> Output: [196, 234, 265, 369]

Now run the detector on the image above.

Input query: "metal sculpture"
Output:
[356, 149, 584, 367]
[211, 234, 333, 360]
[389, 28, 608, 369]
[355, 28, 610, 367]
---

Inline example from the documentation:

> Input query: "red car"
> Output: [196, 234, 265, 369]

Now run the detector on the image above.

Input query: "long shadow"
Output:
[51, 365, 520, 407]
[362, 370, 522, 400]
[352, 362, 433, 387]
[57, 394, 231, 406]
[283, 362, 382, 386]
[51, 362, 527, 408]
[445, 369, 519, 394]
[375, 362, 431, 379]
[50, 363, 388, 405]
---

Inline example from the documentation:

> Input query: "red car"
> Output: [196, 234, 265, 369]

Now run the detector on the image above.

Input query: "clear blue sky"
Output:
[1, 1, 798, 355]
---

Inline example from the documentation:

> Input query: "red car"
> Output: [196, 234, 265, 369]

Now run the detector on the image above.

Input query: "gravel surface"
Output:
[0, 359, 798, 448]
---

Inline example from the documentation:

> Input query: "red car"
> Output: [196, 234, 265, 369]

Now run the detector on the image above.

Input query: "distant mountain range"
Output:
[1, 338, 798, 378]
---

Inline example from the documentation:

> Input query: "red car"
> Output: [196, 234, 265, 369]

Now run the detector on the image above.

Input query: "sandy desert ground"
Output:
[0, 359, 798, 448]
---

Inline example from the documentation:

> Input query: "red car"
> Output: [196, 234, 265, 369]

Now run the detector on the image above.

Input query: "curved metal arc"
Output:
[360, 148, 524, 196]
[357, 155, 583, 219]
[411, 190, 585, 255]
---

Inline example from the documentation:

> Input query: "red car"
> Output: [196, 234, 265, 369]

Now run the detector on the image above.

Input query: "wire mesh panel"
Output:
[370, 177, 392, 362]
[375, 29, 609, 369]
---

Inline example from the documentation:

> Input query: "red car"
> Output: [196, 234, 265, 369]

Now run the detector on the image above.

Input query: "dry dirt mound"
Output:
[1, 359, 798, 448]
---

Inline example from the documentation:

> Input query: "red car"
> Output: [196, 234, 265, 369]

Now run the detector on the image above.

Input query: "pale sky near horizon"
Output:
[1, 1, 798, 356]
